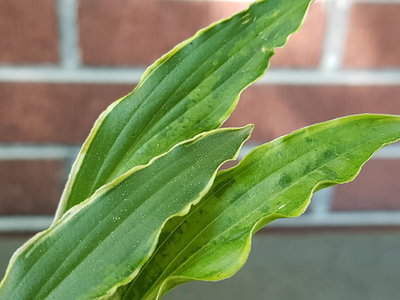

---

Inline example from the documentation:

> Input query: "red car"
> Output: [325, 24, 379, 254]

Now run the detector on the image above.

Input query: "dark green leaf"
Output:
[0, 126, 252, 300]
[117, 114, 400, 300]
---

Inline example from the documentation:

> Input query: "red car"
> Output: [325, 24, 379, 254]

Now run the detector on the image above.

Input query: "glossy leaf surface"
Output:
[117, 114, 400, 300]
[55, 0, 313, 220]
[0, 126, 252, 300]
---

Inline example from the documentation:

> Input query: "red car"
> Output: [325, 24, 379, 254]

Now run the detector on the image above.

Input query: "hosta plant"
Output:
[1, 0, 399, 299]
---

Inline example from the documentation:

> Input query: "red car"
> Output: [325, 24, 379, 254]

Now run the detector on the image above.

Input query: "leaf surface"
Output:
[0, 126, 252, 300]
[55, 0, 313, 220]
[116, 114, 400, 300]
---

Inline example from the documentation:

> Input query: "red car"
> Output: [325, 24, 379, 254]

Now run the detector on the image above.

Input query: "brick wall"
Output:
[1, 0, 400, 231]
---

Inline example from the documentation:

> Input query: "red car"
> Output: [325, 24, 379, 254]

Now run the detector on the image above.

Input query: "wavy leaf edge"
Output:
[0, 125, 253, 298]
[150, 113, 400, 300]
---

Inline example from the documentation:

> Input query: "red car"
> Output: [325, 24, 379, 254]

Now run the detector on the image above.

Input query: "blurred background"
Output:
[0, 0, 400, 299]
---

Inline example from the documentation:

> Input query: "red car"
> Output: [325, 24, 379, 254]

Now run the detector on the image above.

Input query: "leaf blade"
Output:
[117, 114, 400, 300]
[0, 126, 252, 300]
[55, 0, 314, 220]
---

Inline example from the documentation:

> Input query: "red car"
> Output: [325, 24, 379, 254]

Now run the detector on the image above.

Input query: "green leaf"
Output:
[55, 0, 313, 220]
[0, 126, 252, 300]
[116, 114, 400, 300]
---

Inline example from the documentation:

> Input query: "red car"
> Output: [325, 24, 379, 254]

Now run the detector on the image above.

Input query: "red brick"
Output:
[79, 0, 324, 68]
[0, 160, 65, 215]
[0, 0, 58, 63]
[0, 83, 132, 144]
[270, 1, 325, 68]
[80, 0, 246, 66]
[344, 3, 400, 68]
[2, 83, 400, 145]
[225, 85, 400, 142]
[332, 159, 400, 211]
